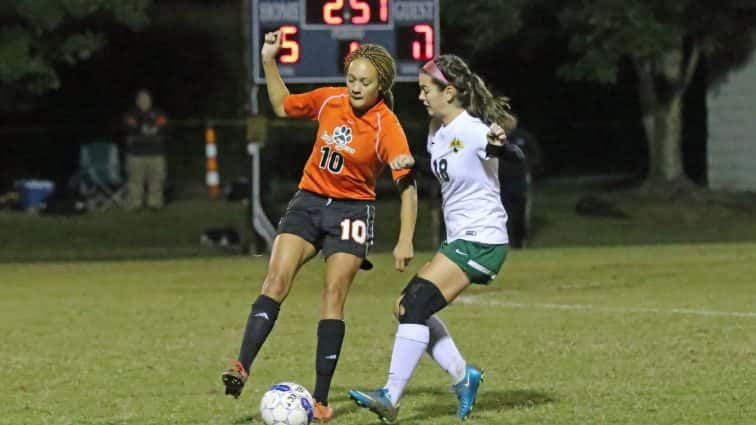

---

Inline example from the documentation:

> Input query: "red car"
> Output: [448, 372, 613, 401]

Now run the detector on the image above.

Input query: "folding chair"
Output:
[69, 141, 126, 210]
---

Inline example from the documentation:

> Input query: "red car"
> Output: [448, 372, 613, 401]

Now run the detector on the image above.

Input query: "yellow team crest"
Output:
[449, 138, 464, 153]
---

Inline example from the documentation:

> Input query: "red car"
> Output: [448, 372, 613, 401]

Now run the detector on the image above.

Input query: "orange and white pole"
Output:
[205, 125, 220, 199]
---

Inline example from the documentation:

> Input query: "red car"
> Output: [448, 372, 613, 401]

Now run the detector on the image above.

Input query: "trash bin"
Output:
[15, 180, 55, 210]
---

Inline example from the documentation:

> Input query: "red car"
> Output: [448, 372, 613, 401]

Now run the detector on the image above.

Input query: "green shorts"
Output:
[439, 239, 508, 284]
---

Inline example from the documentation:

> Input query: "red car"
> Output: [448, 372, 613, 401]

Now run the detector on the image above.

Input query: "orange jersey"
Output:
[283, 87, 411, 200]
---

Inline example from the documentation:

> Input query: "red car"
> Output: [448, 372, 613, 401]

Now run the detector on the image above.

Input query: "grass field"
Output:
[2, 244, 755, 424]
[0, 198, 441, 263]
[3, 183, 756, 263]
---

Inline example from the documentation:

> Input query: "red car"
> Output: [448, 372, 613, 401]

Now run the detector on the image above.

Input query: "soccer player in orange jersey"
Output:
[222, 30, 417, 422]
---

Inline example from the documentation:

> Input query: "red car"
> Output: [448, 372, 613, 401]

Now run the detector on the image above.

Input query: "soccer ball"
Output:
[259, 382, 314, 425]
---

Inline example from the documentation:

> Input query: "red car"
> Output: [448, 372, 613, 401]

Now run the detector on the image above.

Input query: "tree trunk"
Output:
[634, 42, 701, 193]
[647, 95, 684, 183]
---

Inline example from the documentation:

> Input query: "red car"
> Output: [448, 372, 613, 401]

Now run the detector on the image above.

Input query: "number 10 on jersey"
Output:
[340, 219, 367, 243]
[319, 146, 345, 174]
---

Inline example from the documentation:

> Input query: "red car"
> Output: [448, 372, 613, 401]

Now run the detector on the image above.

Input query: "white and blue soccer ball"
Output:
[259, 382, 314, 425]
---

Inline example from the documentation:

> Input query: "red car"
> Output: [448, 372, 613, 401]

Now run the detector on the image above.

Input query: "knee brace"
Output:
[398, 276, 448, 324]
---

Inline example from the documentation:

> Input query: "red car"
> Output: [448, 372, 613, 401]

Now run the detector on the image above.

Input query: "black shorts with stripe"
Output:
[277, 190, 375, 258]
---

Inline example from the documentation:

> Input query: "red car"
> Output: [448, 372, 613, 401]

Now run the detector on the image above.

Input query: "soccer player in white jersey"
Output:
[349, 54, 517, 423]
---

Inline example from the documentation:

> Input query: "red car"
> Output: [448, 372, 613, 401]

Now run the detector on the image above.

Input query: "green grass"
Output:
[0, 198, 440, 263]
[4, 183, 756, 263]
[530, 184, 756, 246]
[2, 245, 755, 424]
[2, 183, 756, 423]
[0, 200, 244, 262]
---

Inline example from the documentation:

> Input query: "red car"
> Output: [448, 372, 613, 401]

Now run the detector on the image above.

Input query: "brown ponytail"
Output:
[423, 55, 516, 131]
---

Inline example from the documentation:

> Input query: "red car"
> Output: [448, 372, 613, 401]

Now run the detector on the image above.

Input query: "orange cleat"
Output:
[221, 360, 248, 398]
[313, 401, 334, 422]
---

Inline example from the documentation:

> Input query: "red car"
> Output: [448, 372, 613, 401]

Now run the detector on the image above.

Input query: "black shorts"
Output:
[277, 190, 376, 258]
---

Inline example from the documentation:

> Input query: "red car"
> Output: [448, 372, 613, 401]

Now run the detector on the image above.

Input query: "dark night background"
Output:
[0, 0, 708, 196]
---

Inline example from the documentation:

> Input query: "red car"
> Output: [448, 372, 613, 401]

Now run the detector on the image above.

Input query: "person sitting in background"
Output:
[123, 89, 168, 211]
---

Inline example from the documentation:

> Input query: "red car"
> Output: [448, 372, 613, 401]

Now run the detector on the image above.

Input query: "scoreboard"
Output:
[252, 0, 440, 83]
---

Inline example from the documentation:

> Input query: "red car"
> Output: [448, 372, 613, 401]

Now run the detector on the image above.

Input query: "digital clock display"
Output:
[252, 0, 440, 83]
[305, 0, 390, 26]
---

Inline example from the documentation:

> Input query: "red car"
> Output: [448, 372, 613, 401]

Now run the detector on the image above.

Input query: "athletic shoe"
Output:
[453, 364, 484, 420]
[348, 388, 398, 424]
[221, 360, 248, 398]
[313, 401, 333, 422]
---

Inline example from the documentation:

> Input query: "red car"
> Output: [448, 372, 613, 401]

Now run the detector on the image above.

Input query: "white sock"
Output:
[427, 315, 467, 384]
[384, 324, 429, 405]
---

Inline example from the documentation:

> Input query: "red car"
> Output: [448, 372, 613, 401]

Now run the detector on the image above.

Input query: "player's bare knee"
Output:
[322, 282, 348, 305]
[321, 290, 347, 320]
[397, 276, 448, 324]
[261, 271, 293, 300]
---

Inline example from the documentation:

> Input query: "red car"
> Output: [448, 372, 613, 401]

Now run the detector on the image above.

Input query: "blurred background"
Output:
[1, 0, 756, 261]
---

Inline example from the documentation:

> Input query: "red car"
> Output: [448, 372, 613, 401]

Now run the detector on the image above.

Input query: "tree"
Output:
[453, 0, 756, 190]
[0, 0, 152, 110]
[557, 0, 756, 190]
[441, 0, 526, 50]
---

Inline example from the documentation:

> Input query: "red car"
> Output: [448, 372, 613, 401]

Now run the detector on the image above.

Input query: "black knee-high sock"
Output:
[313, 319, 345, 404]
[238, 295, 280, 372]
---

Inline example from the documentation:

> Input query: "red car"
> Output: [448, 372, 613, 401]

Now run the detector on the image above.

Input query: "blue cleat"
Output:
[348, 388, 399, 424]
[453, 365, 485, 420]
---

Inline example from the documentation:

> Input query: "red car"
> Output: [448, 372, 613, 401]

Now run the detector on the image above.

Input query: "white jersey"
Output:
[427, 111, 509, 245]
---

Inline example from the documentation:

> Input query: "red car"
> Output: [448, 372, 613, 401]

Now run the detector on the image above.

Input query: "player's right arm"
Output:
[261, 29, 289, 118]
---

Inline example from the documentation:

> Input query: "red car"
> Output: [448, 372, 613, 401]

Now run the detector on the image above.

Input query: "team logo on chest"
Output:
[321, 125, 356, 154]
[449, 138, 465, 153]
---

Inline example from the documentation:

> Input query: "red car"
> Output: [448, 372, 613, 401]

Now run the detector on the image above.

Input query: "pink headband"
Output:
[422, 59, 449, 85]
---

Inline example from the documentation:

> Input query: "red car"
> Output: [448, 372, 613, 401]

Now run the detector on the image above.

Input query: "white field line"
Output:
[456, 295, 756, 319]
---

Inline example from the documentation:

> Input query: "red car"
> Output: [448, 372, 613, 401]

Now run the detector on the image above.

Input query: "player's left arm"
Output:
[389, 152, 437, 177]
[485, 122, 509, 158]
[485, 122, 526, 162]
[382, 116, 416, 272]
[394, 175, 416, 272]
